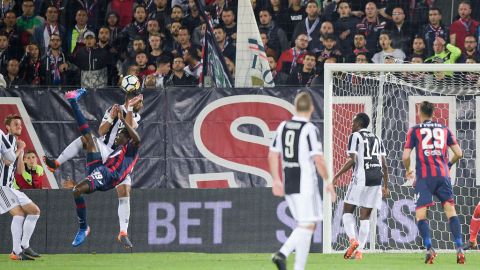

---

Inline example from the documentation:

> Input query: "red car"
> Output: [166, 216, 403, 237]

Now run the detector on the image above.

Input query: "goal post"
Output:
[323, 63, 480, 253]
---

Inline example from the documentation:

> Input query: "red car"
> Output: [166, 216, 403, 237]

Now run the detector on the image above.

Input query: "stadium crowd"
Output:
[0, 0, 478, 88]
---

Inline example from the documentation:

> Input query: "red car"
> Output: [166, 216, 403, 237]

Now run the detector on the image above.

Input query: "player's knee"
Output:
[298, 222, 316, 231]
[10, 206, 25, 217]
[72, 186, 82, 197]
[473, 203, 480, 219]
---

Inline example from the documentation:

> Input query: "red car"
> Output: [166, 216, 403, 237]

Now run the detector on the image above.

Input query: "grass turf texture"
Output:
[1, 252, 479, 270]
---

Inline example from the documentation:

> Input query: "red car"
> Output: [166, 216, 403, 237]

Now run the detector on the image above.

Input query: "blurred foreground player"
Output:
[268, 92, 336, 270]
[1, 118, 41, 260]
[44, 91, 143, 248]
[403, 101, 464, 264]
[63, 88, 140, 247]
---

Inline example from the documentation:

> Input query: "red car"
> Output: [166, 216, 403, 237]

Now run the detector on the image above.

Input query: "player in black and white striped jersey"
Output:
[268, 92, 336, 270]
[333, 113, 389, 260]
[43, 91, 143, 248]
[0, 115, 41, 260]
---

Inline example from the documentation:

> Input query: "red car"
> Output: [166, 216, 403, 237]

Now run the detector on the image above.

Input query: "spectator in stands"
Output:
[372, 31, 405, 63]
[276, 33, 307, 74]
[135, 51, 155, 81]
[16, 0, 44, 36]
[163, 55, 198, 86]
[420, 7, 449, 58]
[173, 26, 192, 57]
[316, 33, 342, 65]
[356, 1, 386, 53]
[0, 0, 19, 22]
[425, 37, 461, 64]
[119, 5, 148, 50]
[184, 0, 201, 34]
[284, 0, 305, 40]
[2, 11, 23, 56]
[149, 33, 173, 65]
[20, 43, 44, 85]
[260, 31, 278, 59]
[67, 9, 94, 53]
[206, 0, 229, 26]
[121, 36, 146, 75]
[267, 54, 286, 85]
[258, 9, 288, 55]
[149, 0, 169, 30]
[14, 150, 44, 189]
[147, 19, 161, 37]
[183, 46, 202, 80]
[34, 6, 66, 54]
[407, 36, 427, 59]
[355, 52, 369, 63]
[169, 5, 184, 25]
[41, 34, 69, 85]
[97, 27, 119, 86]
[213, 26, 235, 63]
[145, 54, 171, 88]
[192, 21, 205, 46]
[65, 0, 105, 30]
[106, 12, 122, 44]
[40, 0, 68, 27]
[334, 1, 360, 56]
[286, 51, 316, 86]
[224, 56, 235, 79]
[450, 1, 478, 52]
[410, 56, 424, 64]
[460, 35, 480, 63]
[221, 8, 237, 41]
[165, 21, 182, 51]
[4, 58, 25, 87]
[70, 31, 111, 88]
[0, 32, 15, 74]
[269, 0, 288, 32]
[292, 0, 321, 44]
[346, 32, 370, 63]
[107, 0, 135, 28]
[313, 21, 335, 51]
[385, 6, 413, 54]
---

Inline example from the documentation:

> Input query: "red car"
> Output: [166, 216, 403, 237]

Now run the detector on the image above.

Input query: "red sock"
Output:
[470, 203, 480, 242]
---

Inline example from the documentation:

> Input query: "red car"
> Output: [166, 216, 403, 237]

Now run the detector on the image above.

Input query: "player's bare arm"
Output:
[16, 147, 25, 174]
[381, 156, 389, 198]
[268, 151, 284, 197]
[98, 104, 120, 136]
[449, 144, 463, 167]
[332, 153, 356, 186]
[125, 95, 143, 129]
[402, 148, 414, 181]
[314, 154, 336, 202]
[118, 110, 141, 145]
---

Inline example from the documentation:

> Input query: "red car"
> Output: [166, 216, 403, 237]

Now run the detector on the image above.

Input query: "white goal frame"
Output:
[322, 63, 480, 253]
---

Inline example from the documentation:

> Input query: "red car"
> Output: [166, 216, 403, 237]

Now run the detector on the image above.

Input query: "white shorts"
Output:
[344, 183, 382, 209]
[285, 189, 323, 223]
[95, 138, 132, 187]
[0, 187, 31, 214]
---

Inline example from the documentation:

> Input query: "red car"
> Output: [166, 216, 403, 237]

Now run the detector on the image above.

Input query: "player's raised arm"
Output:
[125, 94, 143, 129]
[99, 104, 119, 136]
[118, 110, 141, 145]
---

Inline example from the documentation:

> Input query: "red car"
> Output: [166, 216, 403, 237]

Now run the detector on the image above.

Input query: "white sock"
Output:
[279, 227, 303, 257]
[293, 227, 313, 270]
[11, 216, 25, 254]
[21, 215, 40, 249]
[118, 197, 130, 233]
[342, 213, 357, 240]
[57, 137, 83, 165]
[358, 219, 370, 251]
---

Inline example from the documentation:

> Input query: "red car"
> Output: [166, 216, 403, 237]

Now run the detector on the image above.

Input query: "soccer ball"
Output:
[121, 75, 141, 93]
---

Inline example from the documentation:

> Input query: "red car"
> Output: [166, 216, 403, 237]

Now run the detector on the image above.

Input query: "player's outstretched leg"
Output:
[72, 180, 91, 247]
[464, 202, 480, 250]
[44, 137, 85, 172]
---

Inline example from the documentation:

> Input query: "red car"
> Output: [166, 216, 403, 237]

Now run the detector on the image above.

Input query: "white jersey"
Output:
[270, 116, 323, 195]
[0, 132, 17, 188]
[0, 129, 15, 163]
[347, 128, 386, 187]
[100, 104, 141, 150]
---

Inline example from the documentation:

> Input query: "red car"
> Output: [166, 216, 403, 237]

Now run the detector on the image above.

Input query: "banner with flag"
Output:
[234, 0, 275, 88]
[194, 0, 233, 88]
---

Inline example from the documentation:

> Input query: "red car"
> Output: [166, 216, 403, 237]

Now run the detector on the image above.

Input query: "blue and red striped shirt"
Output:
[404, 120, 457, 180]
[104, 141, 139, 185]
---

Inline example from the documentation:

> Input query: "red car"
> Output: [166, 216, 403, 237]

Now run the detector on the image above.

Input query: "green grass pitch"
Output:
[0, 252, 479, 270]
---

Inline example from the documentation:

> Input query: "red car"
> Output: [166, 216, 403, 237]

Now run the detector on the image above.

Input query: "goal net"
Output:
[322, 64, 480, 253]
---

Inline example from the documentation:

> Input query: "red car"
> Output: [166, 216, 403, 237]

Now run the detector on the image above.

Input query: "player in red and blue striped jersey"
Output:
[402, 101, 464, 264]
[63, 88, 140, 247]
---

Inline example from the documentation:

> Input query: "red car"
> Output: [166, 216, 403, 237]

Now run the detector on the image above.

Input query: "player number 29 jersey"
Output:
[270, 116, 323, 195]
[347, 129, 386, 186]
[404, 120, 457, 179]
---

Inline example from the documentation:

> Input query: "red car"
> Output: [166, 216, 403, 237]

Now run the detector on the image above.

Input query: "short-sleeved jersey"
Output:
[0, 130, 15, 163]
[0, 133, 17, 188]
[404, 120, 457, 180]
[103, 141, 139, 185]
[101, 105, 141, 150]
[270, 116, 323, 195]
[347, 129, 386, 186]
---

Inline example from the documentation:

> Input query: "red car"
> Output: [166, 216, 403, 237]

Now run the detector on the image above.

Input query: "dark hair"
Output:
[4, 114, 22, 126]
[410, 55, 423, 62]
[304, 51, 316, 59]
[179, 26, 190, 34]
[171, 5, 183, 12]
[419, 101, 434, 117]
[354, 32, 366, 38]
[156, 55, 171, 65]
[465, 34, 476, 41]
[429, 7, 442, 15]
[337, 0, 350, 8]
[355, 113, 370, 128]
[306, 0, 318, 7]
[259, 8, 271, 15]
[187, 46, 201, 61]
[466, 55, 476, 62]
[379, 30, 392, 39]
[459, 1, 471, 8]
[222, 7, 235, 14]
[213, 25, 225, 32]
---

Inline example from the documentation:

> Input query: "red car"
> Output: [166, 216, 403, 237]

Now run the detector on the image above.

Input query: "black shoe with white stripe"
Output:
[23, 246, 41, 257]
[271, 251, 287, 270]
